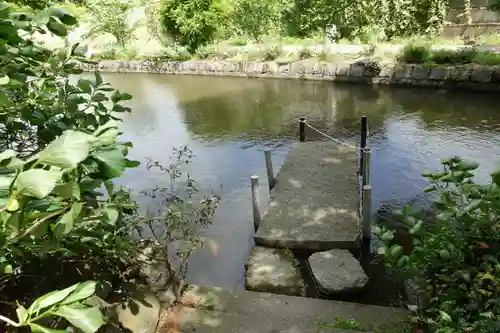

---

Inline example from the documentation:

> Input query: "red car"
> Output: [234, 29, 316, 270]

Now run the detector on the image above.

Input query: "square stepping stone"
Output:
[308, 249, 368, 294]
[245, 246, 306, 296]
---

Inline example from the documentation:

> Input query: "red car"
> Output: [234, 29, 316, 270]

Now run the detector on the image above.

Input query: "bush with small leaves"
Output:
[376, 156, 500, 332]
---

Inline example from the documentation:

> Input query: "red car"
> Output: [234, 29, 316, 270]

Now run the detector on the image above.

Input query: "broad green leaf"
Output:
[390, 245, 403, 257]
[53, 203, 83, 238]
[380, 230, 394, 241]
[15, 169, 60, 199]
[440, 157, 453, 165]
[112, 104, 132, 113]
[439, 249, 450, 260]
[0, 92, 9, 105]
[16, 305, 27, 324]
[456, 159, 479, 171]
[423, 184, 436, 193]
[6, 198, 19, 211]
[38, 130, 95, 169]
[94, 72, 103, 86]
[91, 93, 108, 102]
[120, 92, 132, 101]
[103, 207, 119, 225]
[53, 182, 81, 200]
[436, 210, 455, 221]
[93, 120, 120, 137]
[2, 263, 13, 274]
[6, 212, 19, 235]
[53, 305, 105, 333]
[95, 128, 119, 147]
[78, 79, 93, 94]
[59, 14, 77, 26]
[48, 7, 69, 19]
[0, 75, 9, 85]
[28, 283, 79, 314]
[491, 167, 500, 186]
[377, 246, 386, 255]
[409, 221, 423, 235]
[125, 159, 140, 168]
[30, 323, 67, 333]
[92, 149, 125, 178]
[47, 17, 68, 37]
[439, 310, 452, 322]
[104, 180, 113, 196]
[465, 199, 482, 212]
[60, 281, 97, 305]
[0, 175, 14, 193]
[5, 157, 25, 171]
[0, 149, 16, 163]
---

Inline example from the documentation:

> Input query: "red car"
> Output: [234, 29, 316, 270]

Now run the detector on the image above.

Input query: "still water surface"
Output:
[104, 73, 500, 289]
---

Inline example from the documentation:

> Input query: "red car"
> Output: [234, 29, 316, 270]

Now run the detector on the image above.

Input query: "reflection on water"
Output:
[103, 73, 500, 289]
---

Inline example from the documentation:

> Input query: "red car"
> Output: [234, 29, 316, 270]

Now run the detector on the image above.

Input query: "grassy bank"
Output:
[90, 40, 500, 68]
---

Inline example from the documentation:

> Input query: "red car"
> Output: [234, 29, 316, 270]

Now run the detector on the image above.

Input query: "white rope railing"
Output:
[298, 118, 373, 241]
[302, 120, 371, 152]
[303, 120, 359, 149]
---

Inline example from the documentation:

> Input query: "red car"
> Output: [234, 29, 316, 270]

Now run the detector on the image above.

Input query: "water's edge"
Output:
[82, 60, 500, 92]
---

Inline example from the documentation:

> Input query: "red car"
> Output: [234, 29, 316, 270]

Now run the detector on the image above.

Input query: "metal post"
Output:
[251, 176, 261, 232]
[264, 150, 274, 191]
[362, 147, 371, 187]
[359, 116, 368, 175]
[362, 185, 372, 240]
[299, 117, 306, 142]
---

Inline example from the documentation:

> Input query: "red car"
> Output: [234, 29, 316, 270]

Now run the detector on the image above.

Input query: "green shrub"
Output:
[317, 51, 329, 61]
[160, 0, 228, 52]
[430, 48, 477, 65]
[231, 0, 282, 42]
[376, 157, 500, 332]
[263, 45, 281, 61]
[400, 45, 500, 66]
[400, 43, 431, 64]
[298, 47, 313, 60]
[228, 36, 250, 46]
[195, 45, 216, 59]
[471, 50, 500, 66]
[86, 0, 138, 47]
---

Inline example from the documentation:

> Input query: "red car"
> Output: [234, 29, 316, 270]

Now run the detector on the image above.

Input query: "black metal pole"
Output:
[299, 117, 305, 142]
[360, 116, 368, 175]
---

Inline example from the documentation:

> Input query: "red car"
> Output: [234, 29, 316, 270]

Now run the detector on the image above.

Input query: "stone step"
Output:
[245, 246, 306, 297]
[174, 308, 369, 333]
[308, 249, 368, 295]
[168, 285, 408, 333]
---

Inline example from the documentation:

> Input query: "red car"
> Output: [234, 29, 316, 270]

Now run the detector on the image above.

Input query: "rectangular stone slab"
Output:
[173, 285, 409, 332]
[255, 142, 360, 251]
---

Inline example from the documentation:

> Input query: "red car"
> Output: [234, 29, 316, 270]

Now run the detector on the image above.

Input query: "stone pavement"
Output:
[155, 285, 408, 333]
[255, 142, 360, 251]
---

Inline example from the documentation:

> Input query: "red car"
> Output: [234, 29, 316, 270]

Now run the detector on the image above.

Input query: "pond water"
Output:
[104, 73, 500, 291]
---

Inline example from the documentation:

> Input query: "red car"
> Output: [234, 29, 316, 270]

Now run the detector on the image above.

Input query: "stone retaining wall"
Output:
[84, 60, 500, 92]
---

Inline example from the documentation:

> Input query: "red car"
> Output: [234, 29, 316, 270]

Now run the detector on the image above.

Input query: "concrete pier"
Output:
[254, 141, 360, 251]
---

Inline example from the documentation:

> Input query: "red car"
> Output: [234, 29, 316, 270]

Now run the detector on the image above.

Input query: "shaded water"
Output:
[104, 73, 500, 292]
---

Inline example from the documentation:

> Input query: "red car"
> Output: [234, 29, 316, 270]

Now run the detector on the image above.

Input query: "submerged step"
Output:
[245, 246, 306, 297]
[308, 249, 368, 295]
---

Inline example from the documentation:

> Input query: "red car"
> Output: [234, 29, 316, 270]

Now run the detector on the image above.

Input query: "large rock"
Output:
[245, 246, 306, 297]
[116, 291, 161, 333]
[308, 249, 368, 294]
[135, 242, 182, 307]
[86, 289, 161, 333]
